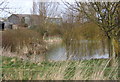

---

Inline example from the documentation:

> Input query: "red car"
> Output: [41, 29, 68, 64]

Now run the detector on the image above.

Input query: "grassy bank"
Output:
[1, 56, 119, 80]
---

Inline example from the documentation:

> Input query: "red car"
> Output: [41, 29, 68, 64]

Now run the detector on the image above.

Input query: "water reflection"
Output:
[24, 40, 109, 62]
[46, 44, 67, 61]
[46, 40, 109, 61]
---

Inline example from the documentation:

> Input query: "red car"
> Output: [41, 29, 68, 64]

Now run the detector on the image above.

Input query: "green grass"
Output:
[1, 56, 119, 80]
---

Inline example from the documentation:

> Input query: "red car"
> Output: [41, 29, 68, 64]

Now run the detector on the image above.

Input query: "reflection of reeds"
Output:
[2, 56, 119, 80]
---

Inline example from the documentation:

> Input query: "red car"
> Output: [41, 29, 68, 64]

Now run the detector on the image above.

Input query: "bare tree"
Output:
[0, 0, 9, 14]
[0, 0, 22, 17]
[32, 0, 60, 28]
[33, 1, 37, 15]
[32, 0, 60, 39]
[65, 1, 120, 66]
[33, 0, 59, 19]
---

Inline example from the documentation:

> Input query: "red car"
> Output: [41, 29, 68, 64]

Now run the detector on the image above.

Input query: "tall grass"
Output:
[2, 56, 119, 80]
[2, 29, 45, 54]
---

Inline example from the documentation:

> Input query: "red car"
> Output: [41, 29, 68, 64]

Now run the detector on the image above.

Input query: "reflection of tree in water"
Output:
[65, 39, 107, 60]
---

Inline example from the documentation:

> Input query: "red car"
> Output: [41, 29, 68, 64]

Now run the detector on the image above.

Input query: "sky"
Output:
[0, 0, 118, 18]
[0, 0, 69, 18]
[0, 0, 33, 17]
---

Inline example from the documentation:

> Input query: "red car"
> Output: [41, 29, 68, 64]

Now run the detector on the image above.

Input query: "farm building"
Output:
[8, 14, 40, 27]
[8, 14, 63, 29]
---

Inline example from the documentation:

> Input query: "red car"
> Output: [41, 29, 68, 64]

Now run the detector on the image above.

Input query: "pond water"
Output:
[45, 41, 109, 61]
[23, 40, 109, 62]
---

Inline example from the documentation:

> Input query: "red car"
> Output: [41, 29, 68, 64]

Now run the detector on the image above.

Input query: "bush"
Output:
[2, 29, 44, 52]
[30, 23, 62, 37]
[30, 25, 47, 37]
[47, 24, 62, 36]
[62, 22, 107, 44]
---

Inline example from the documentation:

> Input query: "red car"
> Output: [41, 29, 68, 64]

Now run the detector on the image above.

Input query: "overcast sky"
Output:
[1, 0, 118, 18]
[0, 0, 67, 18]
[0, 0, 65, 18]
[0, 0, 34, 17]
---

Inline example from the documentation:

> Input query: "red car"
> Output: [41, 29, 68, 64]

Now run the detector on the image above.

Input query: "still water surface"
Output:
[26, 41, 109, 62]
[46, 43, 109, 61]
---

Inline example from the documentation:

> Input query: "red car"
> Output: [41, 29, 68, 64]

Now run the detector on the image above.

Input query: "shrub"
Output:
[30, 23, 62, 37]
[30, 25, 47, 37]
[47, 24, 62, 36]
[63, 22, 106, 41]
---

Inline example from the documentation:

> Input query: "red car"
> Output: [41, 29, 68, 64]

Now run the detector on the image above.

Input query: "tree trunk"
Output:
[108, 37, 116, 67]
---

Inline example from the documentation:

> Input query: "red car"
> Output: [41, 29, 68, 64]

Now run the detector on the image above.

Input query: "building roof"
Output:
[8, 14, 62, 25]
[8, 14, 40, 19]
[9, 14, 62, 20]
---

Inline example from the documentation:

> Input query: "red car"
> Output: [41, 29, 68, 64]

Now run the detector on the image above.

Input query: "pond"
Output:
[21, 40, 109, 62]
[46, 41, 109, 61]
